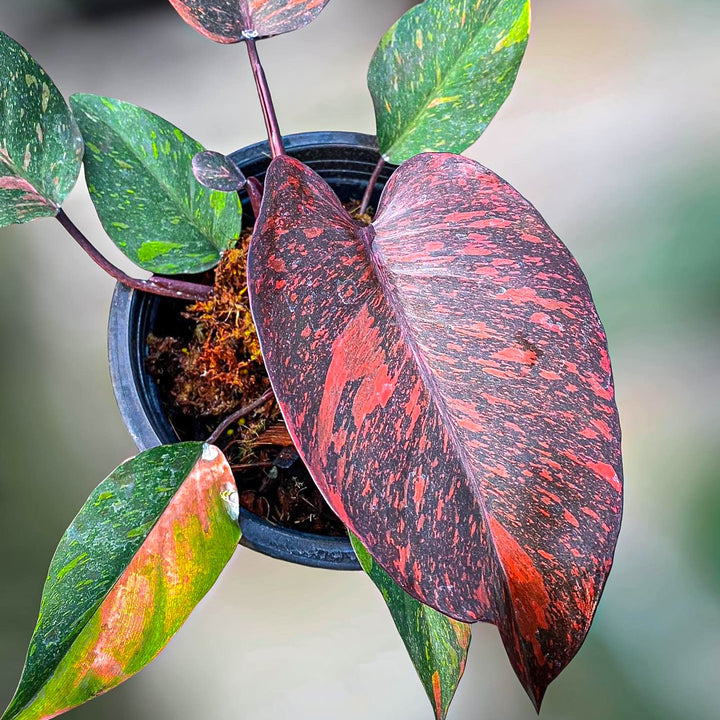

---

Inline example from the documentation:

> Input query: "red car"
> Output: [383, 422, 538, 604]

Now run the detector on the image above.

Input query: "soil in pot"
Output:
[146, 201, 374, 538]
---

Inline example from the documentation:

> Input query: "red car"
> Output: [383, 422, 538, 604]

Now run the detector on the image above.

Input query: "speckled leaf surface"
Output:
[350, 534, 470, 720]
[0, 31, 83, 227]
[368, 0, 530, 164]
[168, 0, 331, 43]
[247, 154, 623, 708]
[193, 150, 247, 192]
[69, 94, 241, 274]
[1, 443, 240, 720]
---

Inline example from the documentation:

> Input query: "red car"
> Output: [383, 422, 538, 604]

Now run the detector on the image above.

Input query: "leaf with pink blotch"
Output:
[2, 443, 240, 720]
[168, 0, 331, 43]
[247, 153, 623, 709]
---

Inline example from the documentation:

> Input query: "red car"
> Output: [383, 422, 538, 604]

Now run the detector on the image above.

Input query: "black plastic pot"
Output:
[108, 131, 396, 571]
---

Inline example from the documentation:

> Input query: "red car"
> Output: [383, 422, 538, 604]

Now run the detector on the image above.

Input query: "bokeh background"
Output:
[1, 1, 719, 718]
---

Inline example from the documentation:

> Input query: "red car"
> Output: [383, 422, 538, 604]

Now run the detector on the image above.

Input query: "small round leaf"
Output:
[193, 150, 247, 193]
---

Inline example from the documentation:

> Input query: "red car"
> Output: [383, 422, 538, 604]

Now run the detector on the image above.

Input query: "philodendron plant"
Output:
[0, 1, 623, 718]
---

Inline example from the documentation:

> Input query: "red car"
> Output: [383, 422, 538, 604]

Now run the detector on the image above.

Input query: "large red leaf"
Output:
[168, 0, 331, 43]
[247, 153, 623, 707]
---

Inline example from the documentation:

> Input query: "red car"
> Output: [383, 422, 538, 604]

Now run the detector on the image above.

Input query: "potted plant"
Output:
[0, 1, 623, 719]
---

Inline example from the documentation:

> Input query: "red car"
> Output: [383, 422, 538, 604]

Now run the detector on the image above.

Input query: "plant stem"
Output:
[245, 38, 285, 159]
[207, 388, 275, 446]
[55, 210, 213, 303]
[231, 462, 274, 471]
[244, 176, 264, 217]
[360, 157, 385, 216]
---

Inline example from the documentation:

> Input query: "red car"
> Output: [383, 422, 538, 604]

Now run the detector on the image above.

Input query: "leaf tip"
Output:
[431, 684, 448, 720]
[526, 678, 547, 714]
[201, 442, 220, 461]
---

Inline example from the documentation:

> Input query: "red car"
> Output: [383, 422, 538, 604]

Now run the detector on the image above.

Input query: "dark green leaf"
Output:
[0, 31, 83, 227]
[70, 94, 241, 274]
[192, 150, 246, 192]
[2, 443, 240, 720]
[350, 534, 471, 720]
[368, 0, 530, 164]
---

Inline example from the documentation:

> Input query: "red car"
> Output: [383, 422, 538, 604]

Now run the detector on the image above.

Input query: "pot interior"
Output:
[110, 132, 396, 570]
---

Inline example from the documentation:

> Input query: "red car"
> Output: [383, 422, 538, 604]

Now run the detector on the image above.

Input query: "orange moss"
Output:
[145, 201, 373, 536]
[148, 230, 276, 427]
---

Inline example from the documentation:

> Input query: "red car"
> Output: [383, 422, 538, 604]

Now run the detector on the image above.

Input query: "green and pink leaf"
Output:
[2, 443, 240, 720]
[0, 31, 83, 227]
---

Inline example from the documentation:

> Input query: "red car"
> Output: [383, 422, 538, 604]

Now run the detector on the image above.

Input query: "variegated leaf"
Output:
[247, 154, 623, 708]
[70, 94, 241, 274]
[0, 31, 83, 227]
[193, 150, 247, 192]
[1, 443, 240, 720]
[350, 534, 470, 720]
[368, 0, 530, 164]
[168, 0, 331, 43]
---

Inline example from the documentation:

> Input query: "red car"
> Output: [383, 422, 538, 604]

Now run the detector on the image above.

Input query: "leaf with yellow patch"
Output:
[368, 0, 531, 164]
[1, 443, 240, 720]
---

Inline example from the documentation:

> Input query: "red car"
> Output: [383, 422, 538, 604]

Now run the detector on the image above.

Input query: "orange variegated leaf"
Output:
[2, 443, 240, 720]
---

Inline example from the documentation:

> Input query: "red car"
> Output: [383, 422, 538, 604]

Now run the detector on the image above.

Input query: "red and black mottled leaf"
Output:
[168, 0, 331, 43]
[247, 154, 622, 708]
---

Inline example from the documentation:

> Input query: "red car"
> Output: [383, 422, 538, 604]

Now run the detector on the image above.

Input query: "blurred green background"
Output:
[1, 1, 718, 719]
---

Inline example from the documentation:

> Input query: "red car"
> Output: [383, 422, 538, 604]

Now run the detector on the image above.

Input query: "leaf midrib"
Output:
[364, 220, 523, 638]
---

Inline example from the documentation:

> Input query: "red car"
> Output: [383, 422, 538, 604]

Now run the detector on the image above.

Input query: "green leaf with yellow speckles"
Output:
[350, 534, 471, 720]
[368, 0, 530, 164]
[1, 443, 241, 720]
[69, 94, 241, 274]
[0, 31, 83, 228]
